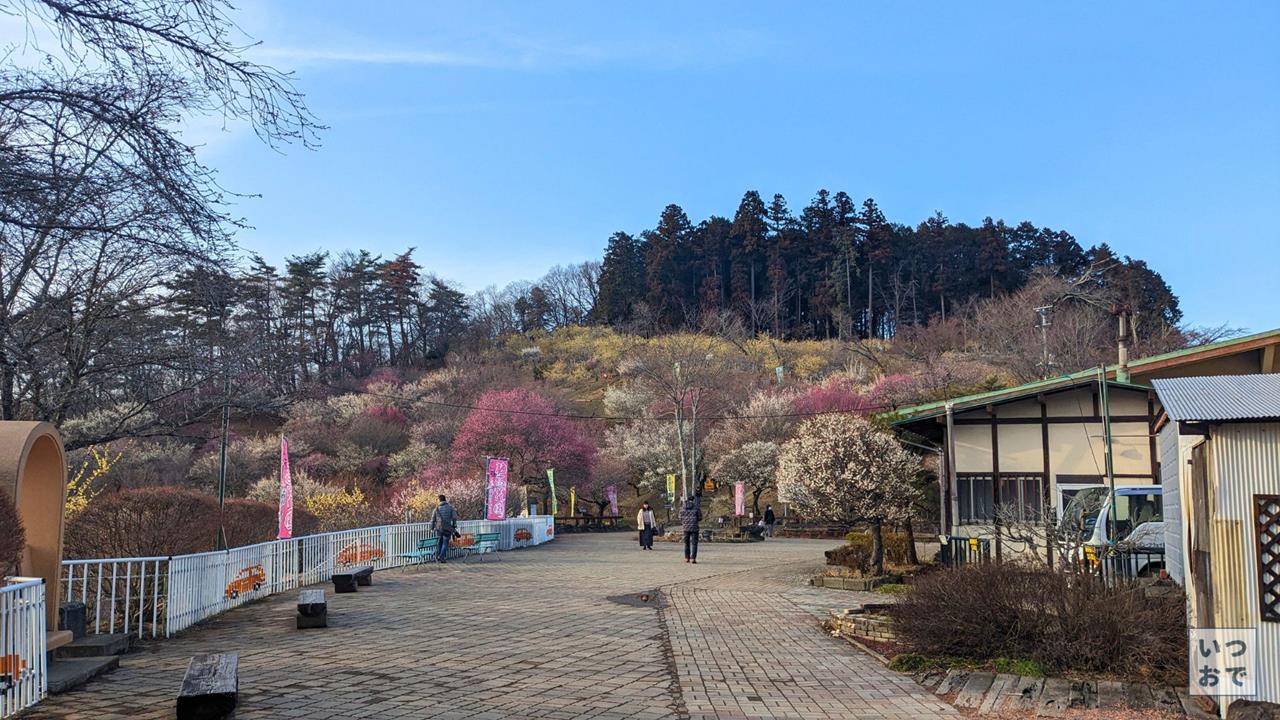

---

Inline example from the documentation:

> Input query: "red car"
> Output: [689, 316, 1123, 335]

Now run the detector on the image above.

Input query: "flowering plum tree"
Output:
[776, 415, 920, 575]
[712, 441, 779, 516]
[450, 388, 596, 513]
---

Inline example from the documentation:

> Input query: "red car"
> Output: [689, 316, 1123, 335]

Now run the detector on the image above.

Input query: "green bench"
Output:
[398, 538, 441, 564]
[467, 532, 501, 561]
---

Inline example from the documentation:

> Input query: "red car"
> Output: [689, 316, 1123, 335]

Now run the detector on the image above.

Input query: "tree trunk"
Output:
[904, 521, 919, 564]
[870, 519, 885, 576]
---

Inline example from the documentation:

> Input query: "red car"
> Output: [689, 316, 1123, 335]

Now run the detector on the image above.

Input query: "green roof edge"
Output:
[886, 326, 1280, 426]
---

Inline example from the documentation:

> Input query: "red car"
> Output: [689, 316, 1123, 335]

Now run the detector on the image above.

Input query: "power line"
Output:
[341, 385, 901, 423]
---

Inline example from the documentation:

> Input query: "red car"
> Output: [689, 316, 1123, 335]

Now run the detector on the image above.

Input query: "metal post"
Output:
[945, 402, 958, 534]
[1099, 366, 1117, 544]
[216, 372, 230, 551]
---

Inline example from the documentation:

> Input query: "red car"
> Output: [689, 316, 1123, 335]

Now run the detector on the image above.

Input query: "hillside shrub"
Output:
[222, 498, 318, 546]
[0, 491, 25, 575]
[887, 563, 1187, 683]
[65, 488, 220, 558]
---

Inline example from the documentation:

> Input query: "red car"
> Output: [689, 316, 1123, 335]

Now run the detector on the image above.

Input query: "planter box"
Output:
[813, 575, 901, 591]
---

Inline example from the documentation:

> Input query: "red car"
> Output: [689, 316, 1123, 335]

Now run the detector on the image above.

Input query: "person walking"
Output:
[680, 495, 702, 563]
[430, 494, 457, 564]
[763, 504, 776, 538]
[636, 502, 657, 550]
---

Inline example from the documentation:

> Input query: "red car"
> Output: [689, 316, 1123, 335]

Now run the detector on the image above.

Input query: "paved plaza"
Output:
[27, 534, 956, 720]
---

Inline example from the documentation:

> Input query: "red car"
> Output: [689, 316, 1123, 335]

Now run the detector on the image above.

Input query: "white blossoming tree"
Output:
[776, 415, 921, 576]
[712, 441, 779, 516]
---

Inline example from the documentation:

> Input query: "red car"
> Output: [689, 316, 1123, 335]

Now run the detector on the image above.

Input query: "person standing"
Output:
[763, 504, 776, 538]
[430, 494, 457, 564]
[636, 502, 657, 550]
[680, 495, 702, 563]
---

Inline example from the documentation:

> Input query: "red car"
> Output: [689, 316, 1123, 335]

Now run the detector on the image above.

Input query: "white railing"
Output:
[0, 578, 46, 719]
[60, 516, 556, 639]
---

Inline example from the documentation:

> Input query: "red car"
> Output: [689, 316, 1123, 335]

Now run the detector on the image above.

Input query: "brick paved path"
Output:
[26, 535, 955, 720]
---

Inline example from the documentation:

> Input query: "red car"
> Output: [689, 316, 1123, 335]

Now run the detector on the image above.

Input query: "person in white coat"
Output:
[636, 502, 657, 550]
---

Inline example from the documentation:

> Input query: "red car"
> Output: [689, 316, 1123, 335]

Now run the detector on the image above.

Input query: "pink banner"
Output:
[734, 482, 745, 517]
[607, 485, 618, 515]
[277, 436, 294, 539]
[486, 457, 509, 521]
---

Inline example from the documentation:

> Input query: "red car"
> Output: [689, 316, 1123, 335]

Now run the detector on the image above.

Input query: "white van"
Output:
[1058, 485, 1165, 576]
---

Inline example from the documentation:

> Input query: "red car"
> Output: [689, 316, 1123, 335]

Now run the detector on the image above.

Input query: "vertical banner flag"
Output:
[520, 484, 530, 517]
[734, 482, 745, 517]
[569, 486, 576, 516]
[665, 473, 677, 507]
[607, 485, 619, 516]
[277, 436, 294, 539]
[485, 457, 510, 521]
[546, 468, 558, 515]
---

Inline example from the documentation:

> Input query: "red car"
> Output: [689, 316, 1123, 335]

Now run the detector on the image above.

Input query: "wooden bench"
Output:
[466, 532, 501, 561]
[177, 652, 238, 720]
[398, 537, 440, 564]
[296, 589, 327, 629]
[332, 565, 372, 593]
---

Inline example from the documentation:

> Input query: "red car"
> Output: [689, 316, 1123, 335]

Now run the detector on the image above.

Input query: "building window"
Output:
[1254, 494, 1280, 623]
[957, 473, 1045, 524]
[957, 474, 994, 524]
[999, 475, 1045, 523]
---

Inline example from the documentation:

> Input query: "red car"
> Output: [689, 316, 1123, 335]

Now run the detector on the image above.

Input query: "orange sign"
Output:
[224, 565, 266, 600]
[514, 528, 533, 541]
[546, 526, 554, 537]
[0, 653, 27, 685]
[336, 545, 385, 566]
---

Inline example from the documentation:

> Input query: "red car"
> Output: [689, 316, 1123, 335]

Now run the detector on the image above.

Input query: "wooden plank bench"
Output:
[332, 565, 372, 593]
[398, 538, 440, 564]
[176, 652, 238, 720]
[296, 589, 327, 629]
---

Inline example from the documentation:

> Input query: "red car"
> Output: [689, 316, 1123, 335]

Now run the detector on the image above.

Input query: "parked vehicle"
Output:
[1058, 485, 1166, 576]
[224, 565, 266, 600]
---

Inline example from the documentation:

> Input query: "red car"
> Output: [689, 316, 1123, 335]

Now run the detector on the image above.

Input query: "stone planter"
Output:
[811, 574, 901, 591]
[829, 606, 898, 643]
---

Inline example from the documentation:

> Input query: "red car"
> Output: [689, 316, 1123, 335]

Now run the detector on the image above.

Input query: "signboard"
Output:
[607, 485, 618, 515]
[277, 436, 293, 539]
[485, 457, 509, 521]
[734, 482, 745, 517]
[1190, 627, 1257, 697]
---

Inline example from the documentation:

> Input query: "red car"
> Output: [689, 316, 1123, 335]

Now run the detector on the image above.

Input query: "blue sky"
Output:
[205, 1, 1278, 331]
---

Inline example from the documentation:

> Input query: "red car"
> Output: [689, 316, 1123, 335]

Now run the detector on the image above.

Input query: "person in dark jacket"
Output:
[679, 495, 702, 563]
[430, 495, 457, 563]
[763, 504, 776, 538]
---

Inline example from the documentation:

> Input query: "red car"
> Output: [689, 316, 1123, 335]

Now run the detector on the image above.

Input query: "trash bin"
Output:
[60, 601, 87, 639]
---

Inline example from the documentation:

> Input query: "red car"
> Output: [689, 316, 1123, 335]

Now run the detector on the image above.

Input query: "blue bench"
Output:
[398, 538, 441, 564]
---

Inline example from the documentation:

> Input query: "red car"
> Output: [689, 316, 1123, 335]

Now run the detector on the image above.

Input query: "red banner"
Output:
[734, 482, 745, 517]
[277, 436, 294, 539]
[486, 457, 509, 521]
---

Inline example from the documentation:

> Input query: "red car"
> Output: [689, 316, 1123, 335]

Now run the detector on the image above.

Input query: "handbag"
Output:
[452, 530, 462, 539]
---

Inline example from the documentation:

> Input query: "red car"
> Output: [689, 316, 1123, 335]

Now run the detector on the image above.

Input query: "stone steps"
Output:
[47, 633, 132, 695]
[918, 668, 1217, 718]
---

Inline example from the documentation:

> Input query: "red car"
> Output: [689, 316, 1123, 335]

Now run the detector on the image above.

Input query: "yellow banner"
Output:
[569, 486, 576, 516]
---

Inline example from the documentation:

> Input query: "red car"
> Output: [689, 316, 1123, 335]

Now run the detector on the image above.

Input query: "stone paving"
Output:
[25, 534, 956, 720]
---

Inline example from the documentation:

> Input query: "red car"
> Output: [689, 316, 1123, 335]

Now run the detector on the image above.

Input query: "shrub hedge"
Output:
[886, 563, 1187, 684]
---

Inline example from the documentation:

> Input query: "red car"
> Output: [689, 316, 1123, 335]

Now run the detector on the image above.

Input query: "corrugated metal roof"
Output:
[1152, 374, 1280, 422]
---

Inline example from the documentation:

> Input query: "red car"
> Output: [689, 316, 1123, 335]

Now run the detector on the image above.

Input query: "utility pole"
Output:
[215, 371, 230, 550]
[1098, 365, 1117, 545]
[1034, 305, 1053, 378]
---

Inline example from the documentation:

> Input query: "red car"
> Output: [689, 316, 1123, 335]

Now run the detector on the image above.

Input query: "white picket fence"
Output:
[60, 516, 555, 639]
[0, 578, 46, 719]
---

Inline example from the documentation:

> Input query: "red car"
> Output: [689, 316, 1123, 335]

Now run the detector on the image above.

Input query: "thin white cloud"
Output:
[254, 46, 491, 68]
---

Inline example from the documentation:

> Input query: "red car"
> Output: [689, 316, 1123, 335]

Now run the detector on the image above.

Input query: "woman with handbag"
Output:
[636, 502, 657, 550]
